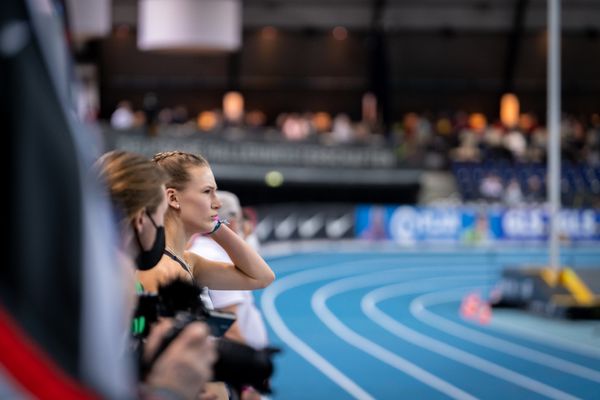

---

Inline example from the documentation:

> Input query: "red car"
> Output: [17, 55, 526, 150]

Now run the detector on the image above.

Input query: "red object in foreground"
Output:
[0, 305, 98, 400]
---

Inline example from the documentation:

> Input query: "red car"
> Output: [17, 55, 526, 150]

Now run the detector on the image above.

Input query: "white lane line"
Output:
[261, 260, 482, 400]
[261, 259, 400, 400]
[312, 273, 485, 400]
[359, 282, 582, 400]
[474, 315, 600, 360]
[410, 290, 600, 379]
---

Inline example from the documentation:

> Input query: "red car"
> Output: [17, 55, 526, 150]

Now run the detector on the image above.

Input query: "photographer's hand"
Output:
[144, 319, 217, 400]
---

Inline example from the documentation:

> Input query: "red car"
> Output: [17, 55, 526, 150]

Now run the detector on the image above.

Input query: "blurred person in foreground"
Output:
[3, 0, 136, 397]
[97, 150, 217, 399]
[188, 191, 270, 400]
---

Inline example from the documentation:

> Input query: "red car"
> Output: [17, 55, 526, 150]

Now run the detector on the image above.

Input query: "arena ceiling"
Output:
[112, 0, 600, 32]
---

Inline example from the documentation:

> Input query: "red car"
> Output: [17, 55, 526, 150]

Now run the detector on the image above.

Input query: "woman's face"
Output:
[178, 166, 221, 234]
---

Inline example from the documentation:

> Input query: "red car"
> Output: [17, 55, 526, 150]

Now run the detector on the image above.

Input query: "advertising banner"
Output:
[255, 204, 355, 242]
[356, 205, 600, 244]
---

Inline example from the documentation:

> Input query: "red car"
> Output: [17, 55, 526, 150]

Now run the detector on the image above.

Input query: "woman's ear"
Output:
[132, 208, 145, 232]
[166, 188, 180, 210]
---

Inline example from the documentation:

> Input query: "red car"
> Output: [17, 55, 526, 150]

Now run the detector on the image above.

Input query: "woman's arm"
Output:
[188, 225, 275, 290]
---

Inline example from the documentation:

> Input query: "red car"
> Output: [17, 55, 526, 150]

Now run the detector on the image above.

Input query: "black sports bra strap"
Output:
[163, 249, 194, 279]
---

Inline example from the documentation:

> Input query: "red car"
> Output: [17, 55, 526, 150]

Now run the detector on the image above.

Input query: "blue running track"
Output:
[258, 246, 600, 400]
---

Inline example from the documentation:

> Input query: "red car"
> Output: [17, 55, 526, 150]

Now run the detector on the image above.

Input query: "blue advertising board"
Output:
[355, 205, 600, 244]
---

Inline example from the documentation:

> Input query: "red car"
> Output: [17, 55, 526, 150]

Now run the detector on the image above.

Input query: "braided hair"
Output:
[152, 151, 209, 191]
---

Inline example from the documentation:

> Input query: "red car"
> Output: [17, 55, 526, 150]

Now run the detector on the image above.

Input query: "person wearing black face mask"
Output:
[134, 211, 166, 271]
[96, 151, 170, 274]
[96, 150, 217, 400]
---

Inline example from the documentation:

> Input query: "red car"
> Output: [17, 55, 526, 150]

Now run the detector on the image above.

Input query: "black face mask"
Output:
[133, 211, 165, 270]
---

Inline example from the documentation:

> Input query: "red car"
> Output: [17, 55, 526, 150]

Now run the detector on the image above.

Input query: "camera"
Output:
[132, 279, 279, 394]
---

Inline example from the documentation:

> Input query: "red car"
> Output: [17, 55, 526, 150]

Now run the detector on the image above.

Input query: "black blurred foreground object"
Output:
[134, 279, 280, 394]
[3, 0, 128, 398]
[491, 267, 600, 319]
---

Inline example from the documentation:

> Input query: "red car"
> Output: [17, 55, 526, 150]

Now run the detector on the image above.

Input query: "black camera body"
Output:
[133, 279, 279, 394]
[134, 293, 235, 338]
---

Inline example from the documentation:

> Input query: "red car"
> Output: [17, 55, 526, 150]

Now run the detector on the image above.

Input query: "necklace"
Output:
[164, 246, 193, 278]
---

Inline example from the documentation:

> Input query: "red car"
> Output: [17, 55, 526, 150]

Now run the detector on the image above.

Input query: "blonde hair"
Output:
[152, 151, 209, 191]
[96, 150, 168, 223]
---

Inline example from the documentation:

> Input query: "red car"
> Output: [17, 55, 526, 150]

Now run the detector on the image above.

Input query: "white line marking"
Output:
[311, 272, 484, 400]
[410, 290, 600, 378]
[475, 315, 600, 360]
[261, 259, 397, 400]
[359, 281, 581, 400]
[261, 260, 482, 399]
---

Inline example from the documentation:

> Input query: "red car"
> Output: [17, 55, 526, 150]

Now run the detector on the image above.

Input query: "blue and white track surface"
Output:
[258, 244, 600, 400]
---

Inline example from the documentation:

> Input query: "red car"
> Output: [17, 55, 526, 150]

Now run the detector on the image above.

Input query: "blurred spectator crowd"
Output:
[108, 101, 600, 208]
